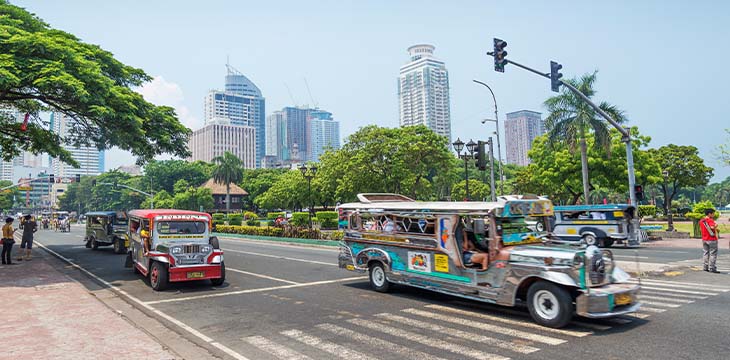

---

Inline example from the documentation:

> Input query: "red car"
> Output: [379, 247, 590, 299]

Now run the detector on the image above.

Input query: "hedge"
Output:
[243, 211, 258, 220]
[216, 225, 284, 237]
[267, 212, 285, 220]
[246, 218, 260, 226]
[290, 212, 310, 227]
[686, 201, 718, 220]
[316, 211, 338, 229]
[638, 205, 657, 218]
[215, 225, 344, 241]
[212, 213, 226, 221]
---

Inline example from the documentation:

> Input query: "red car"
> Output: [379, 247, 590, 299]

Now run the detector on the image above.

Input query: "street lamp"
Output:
[662, 169, 673, 231]
[453, 138, 476, 201]
[299, 164, 317, 228]
[474, 79, 504, 196]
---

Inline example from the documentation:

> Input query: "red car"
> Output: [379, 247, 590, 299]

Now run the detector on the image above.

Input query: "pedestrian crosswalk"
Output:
[670, 252, 730, 273]
[239, 277, 730, 360]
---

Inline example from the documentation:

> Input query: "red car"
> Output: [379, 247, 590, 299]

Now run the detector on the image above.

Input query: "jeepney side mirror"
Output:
[473, 218, 486, 235]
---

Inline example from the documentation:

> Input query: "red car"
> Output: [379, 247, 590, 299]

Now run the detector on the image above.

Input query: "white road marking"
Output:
[638, 306, 666, 313]
[280, 329, 372, 360]
[144, 277, 366, 305]
[614, 255, 649, 259]
[638, 286, 719, 296]
[630, 278, 730, 291]
[220, 237, 339, 252]
[638, 300, 681, 308]
[569, 320, 612, 331]
[376, 312, 539, 353]
[317, 323, 448, 360]
[628, 313, 651, 319]
[35, 242, 251, 360]
[348, 318, 509, 360]
[639, 290, 707, 300]
[243, 335, 313, 360]
[639, 295, 694, 304]
[224, 248, 337, 266]
[227, 268, 300, 285]
[402, 308, 565, 346]
[424, 305, 591, 337]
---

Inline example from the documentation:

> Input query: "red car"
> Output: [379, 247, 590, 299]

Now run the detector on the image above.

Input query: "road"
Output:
[36, 226, 730, 360]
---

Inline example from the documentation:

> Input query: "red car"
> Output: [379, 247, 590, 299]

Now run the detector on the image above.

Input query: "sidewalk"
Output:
[0, 248, 177, 360]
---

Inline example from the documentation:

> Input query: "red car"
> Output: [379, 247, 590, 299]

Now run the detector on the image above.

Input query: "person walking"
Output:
[17, 214, 37, 261]
[2, 217, 16, 265]
[699, 208, 720, 273]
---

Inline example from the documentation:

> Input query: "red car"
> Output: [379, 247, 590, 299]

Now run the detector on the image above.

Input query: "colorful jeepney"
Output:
[84, 211, 129, 253]
[126, 209, 225, 291]
[338, 193, 641, 328]
[551, 204, 640, 247]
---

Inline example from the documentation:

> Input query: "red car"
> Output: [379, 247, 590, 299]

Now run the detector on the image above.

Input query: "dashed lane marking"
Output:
[629, 279, 730, 292]
[223, 248, 337, 266]
[638, 300, 682, 308]
[280, 329, 373, 360]
[637, 306, 667, 313]
[639, 290, 707, 300]
[637, 286, 719, 296]
[243, 336, 313, 360]
[638, 295, 694, 304]
[227, 268, 300, 285]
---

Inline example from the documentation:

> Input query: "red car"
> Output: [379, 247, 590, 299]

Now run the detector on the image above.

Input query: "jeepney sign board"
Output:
[434, 253, 449, 272]
[154, 214, 210, 221]
[408, 251, 431, 272]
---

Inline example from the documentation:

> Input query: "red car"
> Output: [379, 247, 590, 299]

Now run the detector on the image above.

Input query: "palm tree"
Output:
[211, 151, 244, 212]
[544, 72, 627, 204]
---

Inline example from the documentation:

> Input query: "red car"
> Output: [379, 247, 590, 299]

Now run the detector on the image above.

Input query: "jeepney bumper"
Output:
[576, 282, 641, 318]
[169, 264, 222, 282]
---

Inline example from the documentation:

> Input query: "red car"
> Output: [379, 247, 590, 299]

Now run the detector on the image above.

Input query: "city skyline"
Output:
[12, 1, 730, 181]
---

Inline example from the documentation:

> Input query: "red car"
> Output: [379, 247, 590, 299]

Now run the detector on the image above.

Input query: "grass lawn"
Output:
[643, 221, 730, 234]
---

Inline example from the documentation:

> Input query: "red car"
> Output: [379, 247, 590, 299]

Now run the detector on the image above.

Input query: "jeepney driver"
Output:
[141, 228, 151, 256]
[462, 236, 488, 270]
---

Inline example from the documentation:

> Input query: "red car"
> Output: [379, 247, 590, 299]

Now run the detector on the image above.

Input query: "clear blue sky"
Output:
[14, 0, 730, 182]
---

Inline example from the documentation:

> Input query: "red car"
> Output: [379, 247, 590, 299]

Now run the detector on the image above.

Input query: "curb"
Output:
[212, 232, 339, 249]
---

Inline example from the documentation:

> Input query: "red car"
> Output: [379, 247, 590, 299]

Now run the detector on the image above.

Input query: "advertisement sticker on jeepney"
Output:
[408, 251, 431, 272]
[155, 214, 209, 221]
[439, 218, 451, 249]
[434, 253, 449, 272]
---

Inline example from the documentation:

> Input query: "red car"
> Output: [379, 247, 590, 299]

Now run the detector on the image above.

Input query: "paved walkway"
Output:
[0, 245, 177, 360]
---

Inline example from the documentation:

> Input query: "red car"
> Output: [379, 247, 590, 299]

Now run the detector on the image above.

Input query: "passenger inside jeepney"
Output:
[458, 219, 488, 270]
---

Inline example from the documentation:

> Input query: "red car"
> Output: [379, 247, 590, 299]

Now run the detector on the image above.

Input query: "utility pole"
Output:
[473, 79, 504, 195]
[488, 137, 497, 201]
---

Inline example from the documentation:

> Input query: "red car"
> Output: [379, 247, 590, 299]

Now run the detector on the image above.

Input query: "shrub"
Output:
[228, 213, 243, 226]
[267, 212, 285, 220]
[215, 225, 284, 237]
[638, 205, 657, 218]
[320, 230, 344, 240]
[290, 212, 310, 227]
[246, 218, 260, 226]
[212, 213, 226, 221]
[243, 211, 258, 220]
[690, 201, 718, 219]
[316, 211, 338, 229]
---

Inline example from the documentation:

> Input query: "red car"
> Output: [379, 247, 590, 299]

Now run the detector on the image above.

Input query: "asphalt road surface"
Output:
[34, 226, 730, 360]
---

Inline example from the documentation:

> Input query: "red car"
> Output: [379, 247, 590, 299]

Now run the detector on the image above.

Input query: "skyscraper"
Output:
[504, 110, 545, 166]
[398, 44, 451, 141]
[308, 110, 340, 162]
[265, 107, 340, 165]
[283, 107, 310, 162]
[49, 112, 105, 178]
[203, 65, 265, 167]
[188, 118, 256, 169]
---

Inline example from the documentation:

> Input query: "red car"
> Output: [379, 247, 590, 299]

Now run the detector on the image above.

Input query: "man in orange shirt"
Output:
[699, 209, 720, 273]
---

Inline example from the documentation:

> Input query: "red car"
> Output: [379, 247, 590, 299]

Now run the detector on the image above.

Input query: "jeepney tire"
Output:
[211, 262, 226, 286]
[85, 239, 92, 248]
[582, 234, 598, 247]
[113, 238, 125, 254]
[91, 236, 99, 250]
[527, 281, 574, 328]
[150, 261, 168, 291]
[603, 239, 614, 248]
[368, 262, 390, 293]
[209, 236, 220, 250]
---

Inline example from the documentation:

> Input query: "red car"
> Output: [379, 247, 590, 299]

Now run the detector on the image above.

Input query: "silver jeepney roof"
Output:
[337, 193, 546, 215]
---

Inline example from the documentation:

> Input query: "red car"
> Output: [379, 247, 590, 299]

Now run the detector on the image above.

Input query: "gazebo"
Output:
[200, 178, 248, 212]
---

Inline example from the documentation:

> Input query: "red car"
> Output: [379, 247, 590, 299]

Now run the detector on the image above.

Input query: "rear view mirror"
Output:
[473, 218, 486, 234]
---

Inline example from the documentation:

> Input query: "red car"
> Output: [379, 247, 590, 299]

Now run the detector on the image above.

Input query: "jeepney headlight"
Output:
[573, 253, 584, 269]
[602, 250, 614, 272]
[201, 245, 212, 253]
[171, 246, 182, 254]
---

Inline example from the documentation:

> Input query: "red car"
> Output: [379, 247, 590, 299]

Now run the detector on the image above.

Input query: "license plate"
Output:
[346, 264, 355, 271]
[615, 293, 632, 306]
[187, 271, 205, 279]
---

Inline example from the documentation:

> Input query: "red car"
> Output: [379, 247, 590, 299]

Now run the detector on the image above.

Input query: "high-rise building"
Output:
[265, 111, 285, 159]
[0, 161, 13, 182]
[398, 44, 451, 141]
[283, 107, 310, 162]
[504, 110, 544, 166]
[49, 112, 105, 178]
[204, 65, 265, 167]
[308, 110, 340, 162]
[188, 118, 256, 169]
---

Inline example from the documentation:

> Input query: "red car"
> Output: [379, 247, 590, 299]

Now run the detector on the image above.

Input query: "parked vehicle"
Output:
[84, 211, 129, 253]
[551, 204, 639, 247]
[338, 193, 640, 328]
[126, 209, 225, 291]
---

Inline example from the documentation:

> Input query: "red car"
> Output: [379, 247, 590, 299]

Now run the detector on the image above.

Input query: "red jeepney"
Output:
[126, 209, 225, 291]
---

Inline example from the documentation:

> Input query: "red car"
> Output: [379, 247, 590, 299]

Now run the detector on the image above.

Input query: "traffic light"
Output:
[75, 174, 81, 183]
[493, 38, 508, 73]
[476, 141, 487, 171]
[550, 61, 563, 92]
[634, 185, 644, 202]
[49, 173, 54, 184]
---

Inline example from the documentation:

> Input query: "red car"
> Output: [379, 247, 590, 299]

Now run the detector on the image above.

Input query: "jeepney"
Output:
[338, 193, 641, 328]
[126, 209, 225, 291]
[551, 204, 639, 247]
[84, 211, 129, 253]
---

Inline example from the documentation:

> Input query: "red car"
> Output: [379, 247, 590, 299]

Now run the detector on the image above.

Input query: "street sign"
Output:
[17, 186, 32, 191]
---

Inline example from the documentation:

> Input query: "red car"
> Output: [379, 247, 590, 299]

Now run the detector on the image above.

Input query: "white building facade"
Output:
[504, 110, 544, 166]
[398, 44, 451, 141]
[189, 119, 256, 169]
[49, 112, 104, 178]
[308, 110, 340, 162]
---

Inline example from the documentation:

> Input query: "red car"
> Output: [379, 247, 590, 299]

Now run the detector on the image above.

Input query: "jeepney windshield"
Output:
[157, 221, 207, 235]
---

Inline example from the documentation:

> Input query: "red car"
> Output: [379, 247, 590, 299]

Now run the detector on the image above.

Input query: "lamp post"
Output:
[453, 138, 477, 201]
[299, 164, 317, 228]
[662, 169, 673, 231]
[474, 79, 504, 196]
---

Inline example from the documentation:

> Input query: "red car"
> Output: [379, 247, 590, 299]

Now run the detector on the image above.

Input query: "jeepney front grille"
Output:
[589, 256, 607, 285]
[183, 245, 200, 254]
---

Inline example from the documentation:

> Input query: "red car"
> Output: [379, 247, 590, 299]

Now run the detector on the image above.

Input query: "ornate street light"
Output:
[299, 164, 317, 228]
[453, 138, 477, 201]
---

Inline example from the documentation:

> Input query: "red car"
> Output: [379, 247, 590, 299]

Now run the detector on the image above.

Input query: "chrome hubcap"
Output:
[534, 290, 559, 320]
[372, 267, 385, 287]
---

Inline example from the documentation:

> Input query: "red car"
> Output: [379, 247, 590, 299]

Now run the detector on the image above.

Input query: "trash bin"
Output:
[692, 218, 701, 238]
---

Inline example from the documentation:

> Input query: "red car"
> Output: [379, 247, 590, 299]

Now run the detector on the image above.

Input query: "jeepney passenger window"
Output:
[129, 219, 140, 233]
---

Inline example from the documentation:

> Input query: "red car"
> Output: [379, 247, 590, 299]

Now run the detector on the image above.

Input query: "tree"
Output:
[450, 180, 491, 202]
[211, 152, 244, 212]
[0, 2, 190, 164]
[0, 180, 18, 210]
[649, 144, 714, 231]
[239, 168, 286, 212]
[141, 190, 173, 209]
[719, 129, 730, 166]
[255, 170, 307, 211]
[544, 72, 627, 204]
[702, 177, 730, 207]
[171, 180, 213, 211]
[142, 160, 213, 194]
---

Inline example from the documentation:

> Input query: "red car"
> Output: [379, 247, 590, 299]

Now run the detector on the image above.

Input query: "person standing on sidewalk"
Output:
[699, 209, 720, 273]
[17, 214, 37, 261]
[2, 217, 16, 265]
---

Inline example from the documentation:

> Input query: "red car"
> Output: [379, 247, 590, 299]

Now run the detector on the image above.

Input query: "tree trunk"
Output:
[225, 183, 231, 213]
[579, 137, 590, 204]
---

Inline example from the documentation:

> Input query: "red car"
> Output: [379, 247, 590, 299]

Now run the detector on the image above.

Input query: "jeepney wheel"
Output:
[210, 261, 226, 286]
[150, 261, 168, 291]
[602, 239, 614, 248]
[527, 281, 574, 328]
[369, 262, 390, 293]
[91, 236, 99, 250]
[582, 234, 598, 247]
[85, 238, 92, 248]
[113, 237, 126, 254]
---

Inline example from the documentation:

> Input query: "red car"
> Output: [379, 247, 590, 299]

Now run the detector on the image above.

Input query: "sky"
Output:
[13, 0, 730, 182]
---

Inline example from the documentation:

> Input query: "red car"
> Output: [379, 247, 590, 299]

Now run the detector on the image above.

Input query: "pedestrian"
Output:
[699, 208, 720, 273]
[17, 214, 37, 261]
[2, 217, 16, 265]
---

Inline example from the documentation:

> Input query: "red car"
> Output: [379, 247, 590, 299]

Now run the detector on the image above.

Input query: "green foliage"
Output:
[290, 212, 310, 227]
[0, 2, 190, 163]
[216, 225, 283, 237]
[719, 129, 730, 167]
[0, 180, 18, 210]
[701, 177, 730, 207]
[240, 169, 286, 211]
[450, 179, 491, 202]
[246, 219, 260, 226]
[212, 213, 226, 220]
[228, 213, 243, 226]
[650, 144, 714, 215]
[143, 160, 213, 194]
[316, 211, 338, 229]
[255, 170, 308, 210]
[212, 151, 244, 212]
[687, 201, 718, 220]
[243, 211, 258, 220]
[141, 189, 173, 209]
[638, 205, 657, 218]
[171, 186, 213, 211]
[58, 171, 145, 212]
[266, 212, 285, 220]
